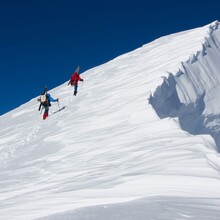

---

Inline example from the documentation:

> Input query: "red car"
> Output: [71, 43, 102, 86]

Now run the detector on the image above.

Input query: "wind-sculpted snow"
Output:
[1, 21, 220, 220]
[150, 21, 220, 150]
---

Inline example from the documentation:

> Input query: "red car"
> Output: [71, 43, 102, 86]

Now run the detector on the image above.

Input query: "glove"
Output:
[80, 79, 84, 81]
[57, 98, 59, 102]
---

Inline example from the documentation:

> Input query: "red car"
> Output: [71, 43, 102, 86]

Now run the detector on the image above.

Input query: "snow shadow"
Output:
[52, 106, 66, 114]
[150, 22, 220, 151]
[37, 196, 220, 220]
[149, 74, 220, 152]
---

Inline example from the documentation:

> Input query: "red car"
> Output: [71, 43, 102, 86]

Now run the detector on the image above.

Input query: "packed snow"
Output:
[1, 21, 220, 220]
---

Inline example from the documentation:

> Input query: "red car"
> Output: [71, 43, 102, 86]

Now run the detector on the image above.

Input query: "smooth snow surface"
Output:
[1, 21, 220, 220]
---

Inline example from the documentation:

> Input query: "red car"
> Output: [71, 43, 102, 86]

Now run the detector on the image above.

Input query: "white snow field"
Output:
[1, 21, 220, 220]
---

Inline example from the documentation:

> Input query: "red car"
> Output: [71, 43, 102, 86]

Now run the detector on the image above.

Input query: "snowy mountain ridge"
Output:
[150, 20, 220, 150]
[1, 21, 220, 219]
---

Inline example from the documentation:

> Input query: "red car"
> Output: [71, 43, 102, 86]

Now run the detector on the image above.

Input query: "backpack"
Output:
[40, 94, 47, 103]
[41, 94, 51, 107]
[70, 73, 80, 85]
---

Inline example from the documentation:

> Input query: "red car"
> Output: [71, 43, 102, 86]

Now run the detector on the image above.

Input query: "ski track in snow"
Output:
[1, 21, 220, 219]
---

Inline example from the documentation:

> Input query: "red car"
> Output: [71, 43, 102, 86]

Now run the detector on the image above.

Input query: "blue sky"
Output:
[0, 0, 220, 115]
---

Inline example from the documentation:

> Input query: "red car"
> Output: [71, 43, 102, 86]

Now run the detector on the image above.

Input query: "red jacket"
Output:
[70, 72, 82, 86]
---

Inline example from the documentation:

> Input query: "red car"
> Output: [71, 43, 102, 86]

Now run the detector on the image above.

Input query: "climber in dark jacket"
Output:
[39, 87, 59, 120]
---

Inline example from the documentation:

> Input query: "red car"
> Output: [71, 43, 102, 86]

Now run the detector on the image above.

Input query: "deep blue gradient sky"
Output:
[1, 0, 220, 115]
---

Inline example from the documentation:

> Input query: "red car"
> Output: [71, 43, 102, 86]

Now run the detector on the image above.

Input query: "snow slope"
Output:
[1, 21, 220, 220]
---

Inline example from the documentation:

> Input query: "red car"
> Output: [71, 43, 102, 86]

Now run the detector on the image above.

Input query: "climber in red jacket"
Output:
[68, 66, 84, 96]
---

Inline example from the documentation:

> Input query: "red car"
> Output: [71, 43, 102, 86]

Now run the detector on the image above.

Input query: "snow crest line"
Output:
[150, 21, 220, 151]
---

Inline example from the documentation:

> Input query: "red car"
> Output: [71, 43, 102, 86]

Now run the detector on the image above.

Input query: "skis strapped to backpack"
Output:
[38, 94, 46, 111]
[38, 87, 48, 111]
[40, 94, 47, 102]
